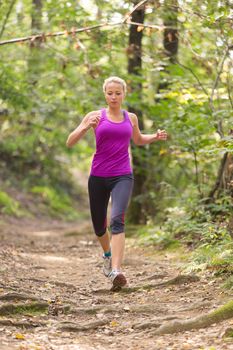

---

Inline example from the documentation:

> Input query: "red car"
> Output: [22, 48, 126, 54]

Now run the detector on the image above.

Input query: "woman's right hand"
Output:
[66, 111, 101, 147]
[84, 112, 101, 130]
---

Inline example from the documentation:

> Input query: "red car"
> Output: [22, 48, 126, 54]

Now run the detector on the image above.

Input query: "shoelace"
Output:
[109, 269, 121, 277]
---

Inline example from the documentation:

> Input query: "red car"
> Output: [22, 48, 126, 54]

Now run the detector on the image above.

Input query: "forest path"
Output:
[0, 218, 232, 350]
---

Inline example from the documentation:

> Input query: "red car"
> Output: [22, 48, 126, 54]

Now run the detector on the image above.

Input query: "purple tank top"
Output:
[90, 108, 133, 177]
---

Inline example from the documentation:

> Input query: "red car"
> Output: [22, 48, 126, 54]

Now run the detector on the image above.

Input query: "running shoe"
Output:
[103, 255, 112, 277]
[109, 269, 127, 289]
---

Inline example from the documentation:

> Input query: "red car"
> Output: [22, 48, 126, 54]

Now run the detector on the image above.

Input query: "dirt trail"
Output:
[0, 218, 232, 350]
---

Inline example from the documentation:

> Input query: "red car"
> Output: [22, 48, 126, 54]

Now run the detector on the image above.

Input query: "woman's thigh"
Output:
[88, 176, 110, 236]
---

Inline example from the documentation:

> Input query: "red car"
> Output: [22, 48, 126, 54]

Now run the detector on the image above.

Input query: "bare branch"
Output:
[209, 48, 229, 111]
[0, 0, 17, 39]
[174, 59, 209, 97]
[126, 20, 176, 30]
[0, 21, 177, 47]
[123, 0, 149, 23]
[209, 47, 229, 138]
[0, 23, 114, 46]
[0, 1, 178, 48]
[226, 62, 233, 109]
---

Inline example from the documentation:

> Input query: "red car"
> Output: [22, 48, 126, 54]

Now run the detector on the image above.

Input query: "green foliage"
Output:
[0, 302, 48, 316]
[0, 1, 232, 265]
[186, 242, 233, 274]
[137, 225, 181, 250]
[30, 185, 80, 219]
[223, 276, 233, 290]
[0, 191, 22, 216]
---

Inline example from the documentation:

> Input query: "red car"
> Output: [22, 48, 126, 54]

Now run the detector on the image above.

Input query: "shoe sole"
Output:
[112, 273, 127, 288]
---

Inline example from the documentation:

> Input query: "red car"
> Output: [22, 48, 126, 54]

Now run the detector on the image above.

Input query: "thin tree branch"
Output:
[190, 145, 202, 197]
[174, 58, 209, 97]
[205, 152, 229, 203]
[209, 48, 229, 111]
[123, 0, 149, 23]
[0, 23, 114, 46]
[167, 4, 209, 20]
[0, 20, 177, 47]
[226, 63, 233, 109]
[209, 47, 229, 138]
[126, 20, 176, 30]
[0, 0, 17, 39]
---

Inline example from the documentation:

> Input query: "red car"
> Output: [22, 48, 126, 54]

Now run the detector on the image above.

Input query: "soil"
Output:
[0, 216, 232, 350]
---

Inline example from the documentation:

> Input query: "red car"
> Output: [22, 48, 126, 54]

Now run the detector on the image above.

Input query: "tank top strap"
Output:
[123, 110, 130, 121]
[101, 108, 107, 119]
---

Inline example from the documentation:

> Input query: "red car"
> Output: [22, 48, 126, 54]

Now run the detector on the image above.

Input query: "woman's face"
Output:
[104, 82, 125, 108]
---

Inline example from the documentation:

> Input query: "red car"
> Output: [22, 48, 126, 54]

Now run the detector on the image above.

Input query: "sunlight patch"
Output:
[31, 230, 58, 237]
[20, 253, 70, 263]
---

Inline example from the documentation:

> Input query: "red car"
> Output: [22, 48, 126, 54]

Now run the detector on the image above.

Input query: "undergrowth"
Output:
[0, 191, 23, 217]
[138, 198, 233, 289]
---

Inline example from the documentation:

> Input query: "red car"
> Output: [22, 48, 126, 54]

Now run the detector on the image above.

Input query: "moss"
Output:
[223, 328, 233, 338]
[222, 276, 233, 290]
[153, 300, 233, 335]
[209, 300, 233, 321]
[0, 302, 48, 316]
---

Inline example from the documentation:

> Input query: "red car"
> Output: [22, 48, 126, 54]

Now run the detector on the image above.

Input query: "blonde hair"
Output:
[103, 76, 127, 94]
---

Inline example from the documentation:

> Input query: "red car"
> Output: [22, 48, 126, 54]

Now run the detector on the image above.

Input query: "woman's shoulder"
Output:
[84, 110, 102, 119]
[127, 112, 138, 127]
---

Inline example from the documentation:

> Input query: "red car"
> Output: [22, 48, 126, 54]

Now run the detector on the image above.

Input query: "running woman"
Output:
[66, 76, 167, 289]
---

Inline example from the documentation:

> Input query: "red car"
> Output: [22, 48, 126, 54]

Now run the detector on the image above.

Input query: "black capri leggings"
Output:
[88, 174, 134, 237]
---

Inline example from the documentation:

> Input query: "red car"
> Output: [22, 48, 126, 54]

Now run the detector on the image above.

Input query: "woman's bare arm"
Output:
[129, 113, 167, 146]
[66, 111, 100, 148]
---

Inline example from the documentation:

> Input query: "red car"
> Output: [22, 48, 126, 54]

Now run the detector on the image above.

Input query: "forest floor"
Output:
[0, 216, 233, 350]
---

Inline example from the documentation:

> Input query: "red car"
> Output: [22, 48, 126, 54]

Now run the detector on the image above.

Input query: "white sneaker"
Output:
[109, 269, 127, 289]
[103, 255, 112, 277]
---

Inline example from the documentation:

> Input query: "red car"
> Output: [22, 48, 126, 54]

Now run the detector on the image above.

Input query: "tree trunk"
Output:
[206, 131, 233, 201]
[206, 130, 233, 238]
[145, 0, 179, 219]
[28, 0, 43, 86]
[127, 1, 146, 224]
[158, 0, 178, 92]
[31, 0, 42, 34]
[163, 0, 178, 62]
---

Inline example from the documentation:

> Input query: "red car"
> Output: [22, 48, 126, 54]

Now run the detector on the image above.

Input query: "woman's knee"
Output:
[95, 229, 107, 237]
[110, 214, 125, 234]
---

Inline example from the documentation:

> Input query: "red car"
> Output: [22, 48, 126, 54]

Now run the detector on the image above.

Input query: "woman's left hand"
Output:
[156, 129, 168, 141]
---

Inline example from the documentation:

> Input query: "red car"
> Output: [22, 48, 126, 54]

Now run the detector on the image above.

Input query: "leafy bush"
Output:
[30, 185, 80, 219]
[0, 191, 21, 216]
[185, 240, 233, 276]
[137, 225, 181, 250]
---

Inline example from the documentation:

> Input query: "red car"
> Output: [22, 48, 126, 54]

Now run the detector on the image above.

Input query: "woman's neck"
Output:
[107, 106, 122, 117]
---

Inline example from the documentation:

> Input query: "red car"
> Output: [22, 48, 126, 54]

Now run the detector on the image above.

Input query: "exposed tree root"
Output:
[49, 280, 77, 289]
[0, 318, 47, 328]
[69, 303, 167, 315]
[57, 319, 109, 332]
[0, 302, 48, 316]
[223, 327, 233, 338]
[154, 274, 200, 287]
[151, 300, 233, 335]
[140, 273, 167, 281]
[93, 274, 199, 294]
[63, 300, 212, 319]
[133, 316, 178, 330]
[0, 292, 44, 302]
[21, 277, 77, 290]
[177, 300, 212, 312]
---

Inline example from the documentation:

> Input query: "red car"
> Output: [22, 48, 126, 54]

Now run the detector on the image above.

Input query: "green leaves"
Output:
[0, 191, 21, 216]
